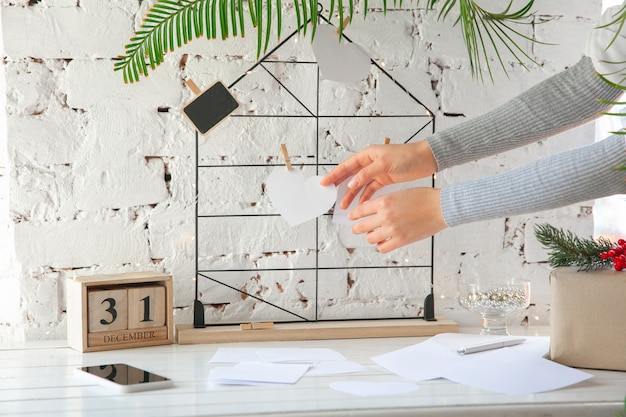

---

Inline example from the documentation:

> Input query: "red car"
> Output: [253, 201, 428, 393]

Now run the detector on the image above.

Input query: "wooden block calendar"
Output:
[67, 272, 173, 352]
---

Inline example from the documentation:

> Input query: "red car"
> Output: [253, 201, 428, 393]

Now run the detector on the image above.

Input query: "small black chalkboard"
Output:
[182, 81, 239, 135]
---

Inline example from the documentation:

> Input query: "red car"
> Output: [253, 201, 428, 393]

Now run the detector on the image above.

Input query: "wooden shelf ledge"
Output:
[176, 317, 458, 344]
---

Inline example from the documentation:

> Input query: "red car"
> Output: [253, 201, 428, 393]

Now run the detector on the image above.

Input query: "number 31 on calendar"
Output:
[67, 272, 173, 352]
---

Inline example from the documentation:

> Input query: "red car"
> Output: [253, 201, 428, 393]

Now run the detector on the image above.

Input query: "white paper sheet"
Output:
[371, 333, 592, 395]
[372, 338, 464, 381]
[209, 347, 360, 376]
[306, 360, 367, 376]
[266, 166, 337, 227]
[441, 348, 593, 395]
[330, 381, 420, 397]
[209, 362, 310, 386]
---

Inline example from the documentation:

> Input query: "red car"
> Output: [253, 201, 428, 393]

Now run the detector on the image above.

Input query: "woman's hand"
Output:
[348, 187, 447, 253]
[320, 140, 438, 209]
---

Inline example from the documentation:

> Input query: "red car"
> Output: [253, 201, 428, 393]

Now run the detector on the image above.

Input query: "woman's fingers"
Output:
[320, 152, 373, 187]
[347, 188, 447, 253]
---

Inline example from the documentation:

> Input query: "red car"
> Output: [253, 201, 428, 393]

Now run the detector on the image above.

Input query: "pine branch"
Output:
[533, 223, 614, 271]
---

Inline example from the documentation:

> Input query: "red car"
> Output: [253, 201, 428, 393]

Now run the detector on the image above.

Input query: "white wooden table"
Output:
[1, 327, 625, 417]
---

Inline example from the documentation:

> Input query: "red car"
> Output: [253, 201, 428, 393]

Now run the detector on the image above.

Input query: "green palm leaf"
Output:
[115, 0, 540, 83]
[115, 0, 251, 83]
[454, 0, 545, 82]
[597, 3, 626, 51]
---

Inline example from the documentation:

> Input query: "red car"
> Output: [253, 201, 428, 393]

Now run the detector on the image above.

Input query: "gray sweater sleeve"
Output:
[427, 55, 626, 227]
[427, 56, 623, 171]
[441, 134, 626, 227]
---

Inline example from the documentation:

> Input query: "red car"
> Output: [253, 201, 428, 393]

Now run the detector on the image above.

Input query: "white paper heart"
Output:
[329, 381, 420, 397]
[267, 166, 337, 226]
[312, 24, 370, 83]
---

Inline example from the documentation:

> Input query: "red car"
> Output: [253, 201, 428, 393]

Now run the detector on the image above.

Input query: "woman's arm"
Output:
[427, 56, 623, 172]
[440, 134, 626, 227]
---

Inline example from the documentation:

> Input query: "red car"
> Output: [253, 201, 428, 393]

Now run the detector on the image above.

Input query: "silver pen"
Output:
[457, 338, 526, 355]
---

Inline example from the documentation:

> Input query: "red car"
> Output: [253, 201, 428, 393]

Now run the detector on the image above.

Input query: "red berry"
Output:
[598, 240, 626, 271]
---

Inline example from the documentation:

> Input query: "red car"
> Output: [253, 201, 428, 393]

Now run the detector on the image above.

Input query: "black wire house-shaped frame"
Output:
[190, 13, 440, 333]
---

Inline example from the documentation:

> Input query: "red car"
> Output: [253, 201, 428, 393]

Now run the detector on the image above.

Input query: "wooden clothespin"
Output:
[240, 322, 274, 331]
[336, 16, 351, 34]
[280, 143, 292, 171]
[185, 79, 202, 96]
[384, 137, 391, 144]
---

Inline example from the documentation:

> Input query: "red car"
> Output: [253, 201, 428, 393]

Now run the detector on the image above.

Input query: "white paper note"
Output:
[306, 360, 367, 376]
[371, 333, 592, 395]
[441, 348, 593, 395]
[209, 362, 310, 385]
[266, 166, 337, 226]
[372, 338, 464, 381]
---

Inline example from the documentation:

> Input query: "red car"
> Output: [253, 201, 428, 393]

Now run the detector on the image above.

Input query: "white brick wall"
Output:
[0, 0, 603, 341]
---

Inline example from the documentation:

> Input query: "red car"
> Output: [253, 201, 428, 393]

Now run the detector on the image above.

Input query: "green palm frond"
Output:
[116, 0, 540, 83]
[115, 0, 313, 83]
[597, 2, 626, 51]
[599, 100, 626, 135]
[594, 8, 626, 176]
[454, 0, 543, 82]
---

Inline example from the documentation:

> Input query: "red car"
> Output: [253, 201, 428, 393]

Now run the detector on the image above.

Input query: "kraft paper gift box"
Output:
[549, 267, 626, 371]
